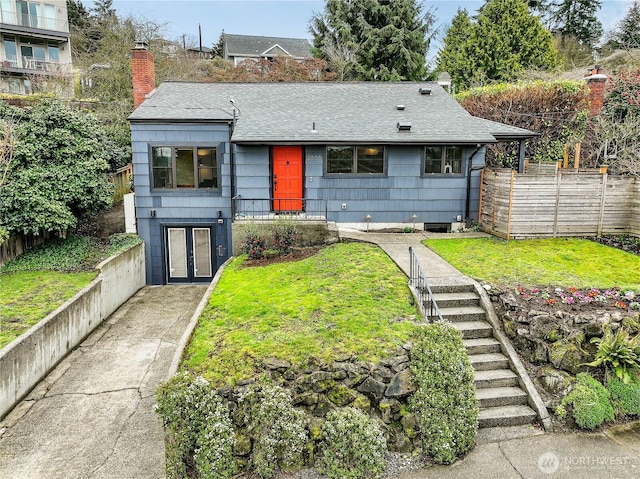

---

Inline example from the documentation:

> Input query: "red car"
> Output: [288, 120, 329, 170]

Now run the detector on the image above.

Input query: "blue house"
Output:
[128, 46, 534, 285]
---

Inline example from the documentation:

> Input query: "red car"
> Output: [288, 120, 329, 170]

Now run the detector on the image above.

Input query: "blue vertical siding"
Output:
[130, 122, 233, 284]
[303, 145, 486, 224]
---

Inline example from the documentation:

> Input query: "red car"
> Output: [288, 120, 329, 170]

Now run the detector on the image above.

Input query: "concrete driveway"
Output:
[0, 285, 208, 479]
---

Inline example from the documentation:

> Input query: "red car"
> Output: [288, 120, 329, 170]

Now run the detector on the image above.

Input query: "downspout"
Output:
[228, 118, 236, 217]
[465, 145, 483, 227]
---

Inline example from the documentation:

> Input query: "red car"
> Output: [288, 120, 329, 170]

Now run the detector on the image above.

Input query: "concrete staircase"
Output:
[431, 284, 538, 428]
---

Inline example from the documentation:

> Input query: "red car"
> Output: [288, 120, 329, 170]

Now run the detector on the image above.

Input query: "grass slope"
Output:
[183, 243, 418, 386]
[423, 237, 640, 290]
[0, 271, 95, 348]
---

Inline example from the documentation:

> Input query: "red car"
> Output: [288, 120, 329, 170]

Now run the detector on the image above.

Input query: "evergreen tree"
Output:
[614, 1, 640, 49]
[437, 9, 475, 92]
[310, 0, 436, 81]
[552, 0, 603, 48]
[92, 0, 116, 21]
[66, 0, 90, 29]
[437, 0, 558, 91]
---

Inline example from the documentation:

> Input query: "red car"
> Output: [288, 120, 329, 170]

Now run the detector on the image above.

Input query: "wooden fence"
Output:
[0, 232, 50, 269]
[479, 168, 638, 239]
[109, 163, 133, 203]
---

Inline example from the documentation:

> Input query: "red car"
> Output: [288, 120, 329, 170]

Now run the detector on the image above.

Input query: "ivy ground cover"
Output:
[182, 243, 418, 386]
[423, 237, 640, 291]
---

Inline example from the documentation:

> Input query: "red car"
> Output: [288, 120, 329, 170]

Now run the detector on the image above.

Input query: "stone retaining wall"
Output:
[0, 243, 145, 419]
[216, 346, 421, 464]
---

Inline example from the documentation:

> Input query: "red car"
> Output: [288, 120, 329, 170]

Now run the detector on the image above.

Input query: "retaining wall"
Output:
[0, 242, 145, 419]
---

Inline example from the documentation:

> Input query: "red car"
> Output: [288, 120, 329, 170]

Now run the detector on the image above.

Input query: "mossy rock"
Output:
[233, 432, 252, 456]
[352, 394, 371, 412]
[327, 385, 358, 406]
[549, 334, 591, 374]
[309, 417, 325, 441]
[503, 318, 517, 338]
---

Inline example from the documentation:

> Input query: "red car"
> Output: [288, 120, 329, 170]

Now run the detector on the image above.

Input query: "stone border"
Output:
[0, 243, 145, 420]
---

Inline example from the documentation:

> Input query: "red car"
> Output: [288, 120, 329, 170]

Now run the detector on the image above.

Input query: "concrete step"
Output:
[479, 405, 537, 428]
[432, 292, 480, 308]
[453, 321, 494, 339]
[429, 283, 476, 294]
[464, 337, 502, 355]
[438, 306, 486, 322]
[470, 353, 510, 371]
[474, 369, 519, 389]
[476, 387, 528, 408]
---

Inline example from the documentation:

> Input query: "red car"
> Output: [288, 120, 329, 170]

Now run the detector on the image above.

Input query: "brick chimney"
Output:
[584, 65, 607, 116]
[131, 41, 155, 109]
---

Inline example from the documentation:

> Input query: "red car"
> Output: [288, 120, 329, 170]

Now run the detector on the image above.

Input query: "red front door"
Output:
[273, 146, 303, 211]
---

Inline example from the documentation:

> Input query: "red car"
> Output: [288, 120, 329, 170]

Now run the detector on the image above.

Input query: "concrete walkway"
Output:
[337, 227, 484, 286]
[0, 285, 207, 479]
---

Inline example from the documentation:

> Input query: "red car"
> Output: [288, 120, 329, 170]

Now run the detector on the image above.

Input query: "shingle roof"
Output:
[224, 34, 312, 59]
[129, 82, 534, 145]
[478, 118, 538, 139]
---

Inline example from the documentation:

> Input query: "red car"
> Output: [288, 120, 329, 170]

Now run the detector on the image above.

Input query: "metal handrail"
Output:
[232, 197, 328, 222]
[409, 246, 443, 322]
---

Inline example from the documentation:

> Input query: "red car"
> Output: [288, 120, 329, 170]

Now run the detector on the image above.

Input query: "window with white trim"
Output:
[151, 146, 218, 189]
[424, 146, 463, 174]
[326, 145, 385, 174]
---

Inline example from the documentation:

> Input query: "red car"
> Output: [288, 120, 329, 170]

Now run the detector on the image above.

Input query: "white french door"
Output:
[166, 227, 213, 282]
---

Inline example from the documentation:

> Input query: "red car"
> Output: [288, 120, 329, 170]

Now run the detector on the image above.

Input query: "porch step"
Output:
[453, 321, 494, 339]
[476, 387, 528, 408]
[470, 353, 510, 371]
[478, 405, 538, 428]
[429, 283, 476, 294]
[474, 369, 519, 389]
[438, 306, 486, 322]
[464, 337, 502, 355]
[432, 292, 480, 308]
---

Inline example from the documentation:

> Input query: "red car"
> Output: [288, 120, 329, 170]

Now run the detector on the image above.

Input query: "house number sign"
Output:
[307, 154, 322, 161]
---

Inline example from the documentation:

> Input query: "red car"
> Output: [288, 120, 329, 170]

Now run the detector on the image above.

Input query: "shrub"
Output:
[319, 407, 387, 479]
[408, 322, 478, 464]
[155, 372, 234, 479]
[240, 222, 267, 260]
[608, 377, 640, 417]
[556, 372, 614, 430]
[271, 218, 298, 255]
[457, 80, 589, 167]
[239, 383, 308, 478]
[586, 326, 640, 383]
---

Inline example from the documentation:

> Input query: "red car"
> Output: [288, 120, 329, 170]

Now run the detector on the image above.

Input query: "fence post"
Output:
[477, 168, 485, 227]
[597, 173, 608, 237]
[553, 171, 562, 237]
[506, 169, 515, 240]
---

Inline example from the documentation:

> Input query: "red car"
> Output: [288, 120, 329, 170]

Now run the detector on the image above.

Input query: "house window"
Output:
[424, 146, 463, 174]
[326, 145, 385, 175]
[151, 146, 218, 189]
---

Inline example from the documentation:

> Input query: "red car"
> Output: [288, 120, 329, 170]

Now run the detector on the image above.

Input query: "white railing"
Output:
[0, 8, 69, 32]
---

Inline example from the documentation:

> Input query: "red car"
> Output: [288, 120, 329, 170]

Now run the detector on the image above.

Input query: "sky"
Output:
[87, 0, 635, 57]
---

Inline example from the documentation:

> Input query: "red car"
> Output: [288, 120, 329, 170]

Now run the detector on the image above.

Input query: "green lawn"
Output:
[182, 243, 418, 386]
[0, 233, 140, 349]
[423, 237, 640, 290]
[0, 270, 96, 348]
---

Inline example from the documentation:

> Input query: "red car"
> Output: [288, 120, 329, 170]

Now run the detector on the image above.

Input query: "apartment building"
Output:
[0, 0, 72, 95]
